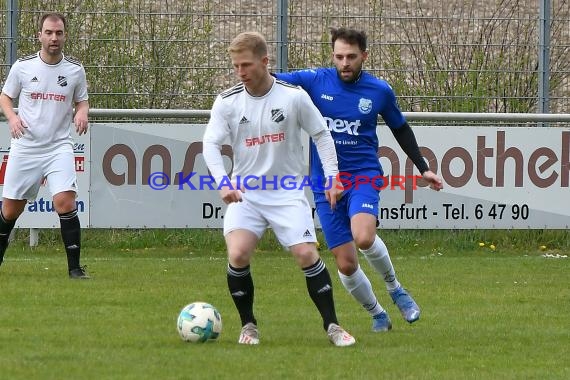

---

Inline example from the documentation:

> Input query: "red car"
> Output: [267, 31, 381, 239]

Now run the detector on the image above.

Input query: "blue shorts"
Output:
[315, 171, 381, 249]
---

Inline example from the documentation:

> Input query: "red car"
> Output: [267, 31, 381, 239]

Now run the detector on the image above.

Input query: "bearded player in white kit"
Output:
[203, 31, 355, 346]
[0, 13, 90, 279]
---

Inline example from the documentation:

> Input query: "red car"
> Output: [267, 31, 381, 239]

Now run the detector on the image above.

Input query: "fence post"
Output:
[538, 0, 551, 127]
[276, 0, 288, 72]
[29, 228, 39, 247]
[6, 0, 19, 66]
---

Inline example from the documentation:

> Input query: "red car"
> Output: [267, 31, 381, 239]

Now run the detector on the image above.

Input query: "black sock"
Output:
[0, 210, 17, 264]
[227, 263, 256, 326]
[59, 209, 81, 271]
[304, 258, 338, 331]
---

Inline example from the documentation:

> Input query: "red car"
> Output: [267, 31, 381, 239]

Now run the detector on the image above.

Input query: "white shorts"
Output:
[2, 151, 78, 201]
[223, 194, 317, 248]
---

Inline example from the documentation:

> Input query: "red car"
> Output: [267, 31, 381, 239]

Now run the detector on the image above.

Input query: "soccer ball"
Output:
[177, 302, 222, 343]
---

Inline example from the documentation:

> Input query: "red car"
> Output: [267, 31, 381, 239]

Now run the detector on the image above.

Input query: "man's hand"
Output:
[7, 115, 27, 138]
[219, 181, 245, 204]
[325, 175, 344, 209]
[422, 170, 443, 191]
[74, 111, 89, 136]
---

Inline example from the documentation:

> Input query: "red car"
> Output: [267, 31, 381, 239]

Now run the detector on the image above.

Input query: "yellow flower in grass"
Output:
[539, 245, 547, 251]
[489, 244, 496, 251]
[478, 242, 485, 247]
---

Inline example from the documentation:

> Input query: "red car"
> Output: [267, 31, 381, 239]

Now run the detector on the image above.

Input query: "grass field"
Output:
[0, 229, 568, 380]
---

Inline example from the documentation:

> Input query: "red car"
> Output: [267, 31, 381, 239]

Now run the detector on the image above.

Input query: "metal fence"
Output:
[1, 0, 569, 115]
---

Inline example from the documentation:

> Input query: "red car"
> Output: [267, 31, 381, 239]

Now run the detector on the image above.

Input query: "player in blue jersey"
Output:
[275, 27, 443, 331]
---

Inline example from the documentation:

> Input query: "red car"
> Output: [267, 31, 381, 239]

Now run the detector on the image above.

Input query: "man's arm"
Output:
[202, 139, 228, 186]
[0, 93, 16, 120]
[203, 138, 244, 203]
[311, 130, 338, 179]
[74, 100, 89, 135]
[202, 96, 244, 203]
[311, 129, 343, 208]
[203, 96, 230, 185]
[0, 93, 26, 139]
[390, 122, 428, 173]
[272, 70, 315, 89]
[295, 88, 343, 206]
[391, 122, 443, 190]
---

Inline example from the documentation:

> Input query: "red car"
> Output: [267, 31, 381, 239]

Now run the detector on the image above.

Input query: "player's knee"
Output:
[1, 209, 22, 221]
[354, 233, 375, 250]
[1, 200, 26, 220]
[336, 261, 358, 276]
[334, 253, 358, 275]
[291, 243, 319, 267]
[52, 192, 77, 214]
[227, 250, 251, 267]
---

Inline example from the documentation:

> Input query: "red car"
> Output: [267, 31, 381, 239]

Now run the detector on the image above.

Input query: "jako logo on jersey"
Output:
[321, 94, 333, 101]
[271, 108, 285, 123]
[362, 203, 374, 209]
[324, 117, 361, 136]
[30, 92, 66, 102]
[245, 132, 285, 147]
[358, 98, 373, 114]
[57, 76, 68, 87]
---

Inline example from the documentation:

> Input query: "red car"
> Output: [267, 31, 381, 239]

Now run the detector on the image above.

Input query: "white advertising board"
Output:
[89, 123, 225, 228]
[88, 123, 569, 229]
[376, 126, 569, 228]
[2, 122, 568, 228]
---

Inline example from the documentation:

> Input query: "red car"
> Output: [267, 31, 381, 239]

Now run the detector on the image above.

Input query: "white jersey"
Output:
[1, 51, 88, 155]
[203, 78, 328, 202]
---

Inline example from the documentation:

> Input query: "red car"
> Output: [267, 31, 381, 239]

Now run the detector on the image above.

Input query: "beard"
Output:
[335, 65, 362, 83]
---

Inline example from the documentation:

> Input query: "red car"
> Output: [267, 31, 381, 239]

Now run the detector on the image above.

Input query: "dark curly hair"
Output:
[330, 27, 367, 52]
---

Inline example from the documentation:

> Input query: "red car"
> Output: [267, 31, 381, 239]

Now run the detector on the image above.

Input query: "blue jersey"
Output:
[275, 68, 406, 191]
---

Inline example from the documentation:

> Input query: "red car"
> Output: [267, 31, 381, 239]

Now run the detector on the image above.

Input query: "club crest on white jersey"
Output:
[271, 108, 286, 123]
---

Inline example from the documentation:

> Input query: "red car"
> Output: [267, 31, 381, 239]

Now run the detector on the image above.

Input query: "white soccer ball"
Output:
[177, 302, 222, 343]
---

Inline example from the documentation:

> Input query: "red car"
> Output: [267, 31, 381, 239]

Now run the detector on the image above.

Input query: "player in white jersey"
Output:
[0, 13, 90, 279]
[202, 31, 355, 347]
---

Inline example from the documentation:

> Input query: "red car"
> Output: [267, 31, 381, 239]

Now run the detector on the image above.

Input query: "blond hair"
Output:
[228, 32, 268, 57]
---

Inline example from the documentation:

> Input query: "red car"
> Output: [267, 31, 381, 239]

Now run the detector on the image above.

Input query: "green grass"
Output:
[0, 229, 569, 379]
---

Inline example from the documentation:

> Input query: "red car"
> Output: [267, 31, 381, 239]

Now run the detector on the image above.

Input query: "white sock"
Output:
[338, 266, 384, 316]
[359, 235, 401, 292]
